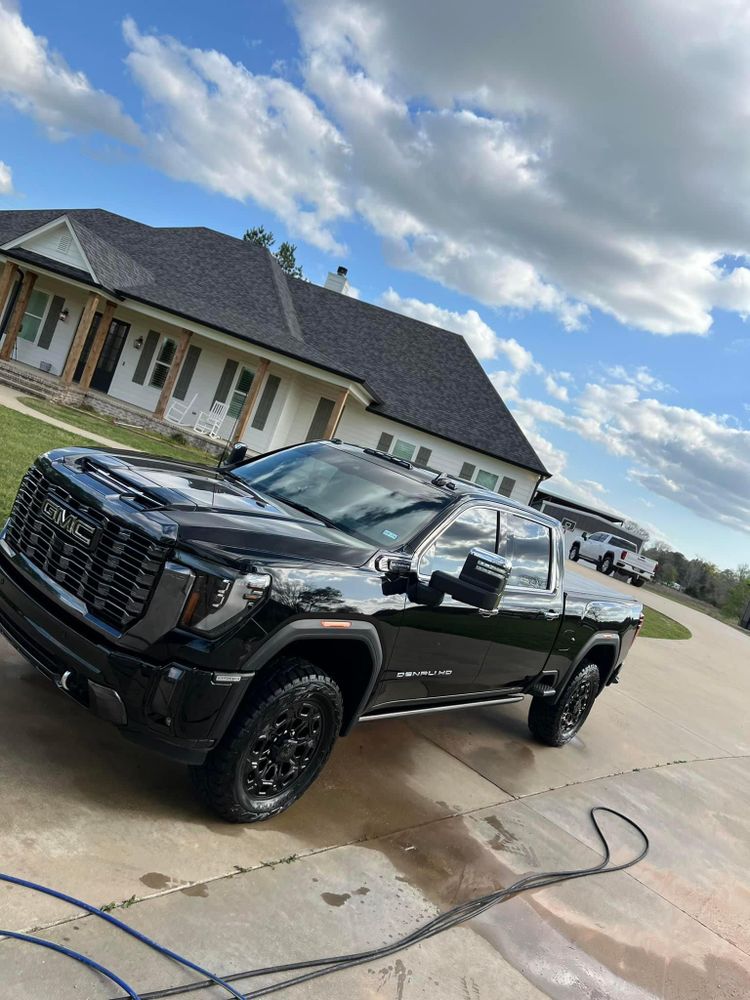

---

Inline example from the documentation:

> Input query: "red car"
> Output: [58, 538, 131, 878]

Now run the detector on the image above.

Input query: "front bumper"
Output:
[0, 552, 252, 764]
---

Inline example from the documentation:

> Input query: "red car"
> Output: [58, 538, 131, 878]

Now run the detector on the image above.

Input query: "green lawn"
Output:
[640, 605, 692, 640]
[0, 406, 95, 522]
[21, 396, 211, 465]
[0, 400, 211, 525]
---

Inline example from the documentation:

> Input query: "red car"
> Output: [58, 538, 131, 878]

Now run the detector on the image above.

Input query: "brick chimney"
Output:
[324, 265, 350, 294]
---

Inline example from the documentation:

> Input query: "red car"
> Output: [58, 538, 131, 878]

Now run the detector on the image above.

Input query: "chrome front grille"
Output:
[6, 466, 170, 629]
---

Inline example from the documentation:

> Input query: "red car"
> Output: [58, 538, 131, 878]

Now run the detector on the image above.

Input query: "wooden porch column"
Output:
[234, 358, 270, 441]
[78, 299, 117, 391]
[0, 269, 37, 362]
[60, 292, 101, 384]
[154, 329, 192, 419]
[323, 387, 349, 439]
[0, 260, 19, 322]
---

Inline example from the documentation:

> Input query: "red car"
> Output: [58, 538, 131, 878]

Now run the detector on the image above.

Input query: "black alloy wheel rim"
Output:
[560, 675, 596, 739]
[243, 697, 326, 798]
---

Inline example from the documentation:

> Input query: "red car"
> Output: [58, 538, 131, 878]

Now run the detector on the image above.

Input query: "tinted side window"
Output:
[505, 514, 551, 590]
[420, 507, 498, 579]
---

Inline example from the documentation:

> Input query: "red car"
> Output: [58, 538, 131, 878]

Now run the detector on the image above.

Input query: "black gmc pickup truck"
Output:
[0, 441, 643, 822]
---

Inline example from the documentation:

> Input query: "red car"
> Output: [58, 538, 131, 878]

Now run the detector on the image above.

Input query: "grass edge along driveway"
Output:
[0, 402, 213, 523]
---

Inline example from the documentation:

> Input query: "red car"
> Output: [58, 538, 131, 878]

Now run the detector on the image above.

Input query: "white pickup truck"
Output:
[568, 531, 657, 587]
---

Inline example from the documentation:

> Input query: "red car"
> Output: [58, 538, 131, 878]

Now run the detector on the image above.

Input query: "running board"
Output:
[359, 693, 524, 722]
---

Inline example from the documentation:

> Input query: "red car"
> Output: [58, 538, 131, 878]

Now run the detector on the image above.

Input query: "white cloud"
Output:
[381, 289, 501, 359]
[0, 160, 12, 194]
[525, 379, 750, 537]
[8, 3, 750, 335]
[543, 374, 569, 402]
[289, 0, 750, 334]
[607, 365, 672, 393]
[122, 18, 349, 253]
[0, 1, 140, 144]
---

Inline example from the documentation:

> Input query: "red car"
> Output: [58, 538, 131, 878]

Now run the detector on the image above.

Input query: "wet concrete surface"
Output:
[1, 562, 749, 997]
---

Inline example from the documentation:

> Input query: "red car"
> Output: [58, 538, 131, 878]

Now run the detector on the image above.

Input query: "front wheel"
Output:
[569, 543, 580, 561]
[528, 662, 600, 746]
[191, 658, 343, 823]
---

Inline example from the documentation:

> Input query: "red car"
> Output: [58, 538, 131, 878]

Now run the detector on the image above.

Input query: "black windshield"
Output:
[230, 443, 449, 547]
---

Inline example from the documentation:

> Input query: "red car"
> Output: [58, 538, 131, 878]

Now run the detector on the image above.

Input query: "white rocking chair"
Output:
[194, 400, 228, 439]
[164, 393, 198, 426]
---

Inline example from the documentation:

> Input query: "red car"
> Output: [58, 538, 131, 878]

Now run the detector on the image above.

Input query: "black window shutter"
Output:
[499, 476, 515, 497]
[173, 344, 201, 400]
[37, 295, 64, 350]
[213, 360, 238, 405]
[132, 330, 160, 385]
[459, 462, 476, 480]
[251, 374, 281, 430]
[306, 397, 335, 440]
[415, 446, 432, 468]
[376, 432, 393, 452]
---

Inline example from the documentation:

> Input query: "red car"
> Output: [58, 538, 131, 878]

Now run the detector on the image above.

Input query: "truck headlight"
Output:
[180, 572, 271, 633]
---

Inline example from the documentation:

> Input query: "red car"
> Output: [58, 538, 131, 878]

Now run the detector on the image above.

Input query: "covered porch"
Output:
[0, 259, 365, 456]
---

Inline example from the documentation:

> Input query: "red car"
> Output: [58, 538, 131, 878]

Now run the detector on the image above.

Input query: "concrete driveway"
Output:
[1, 564, 749, 998]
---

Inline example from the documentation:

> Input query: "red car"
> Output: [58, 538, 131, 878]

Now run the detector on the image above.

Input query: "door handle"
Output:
[542, 609, 559, 620]
[478, 608, 499, 617]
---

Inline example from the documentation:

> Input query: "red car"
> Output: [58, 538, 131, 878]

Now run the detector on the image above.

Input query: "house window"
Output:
[228, 367, 255, 419]
[459, 462, 476, 480]
[392, 439, 416, 461]
[18, 290, 50, 343]
[475, 469, 499, 491]
[498, 476, 515, 497]
[149, 338, 177, 389]
[376, 432, 394, 453]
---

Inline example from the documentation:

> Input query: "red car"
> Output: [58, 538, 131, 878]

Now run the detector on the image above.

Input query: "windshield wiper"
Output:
[267, 494, 342, 532]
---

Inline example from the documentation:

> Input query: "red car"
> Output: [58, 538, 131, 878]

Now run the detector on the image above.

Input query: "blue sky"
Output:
[1, 0, 749, 569]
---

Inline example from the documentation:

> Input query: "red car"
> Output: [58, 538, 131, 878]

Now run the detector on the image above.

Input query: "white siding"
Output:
[336, 402, 539, 503]
[10, 277, 86, 376]
[19, 221, 91, 274]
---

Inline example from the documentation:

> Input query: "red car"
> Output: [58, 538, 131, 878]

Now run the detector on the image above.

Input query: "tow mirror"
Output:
[430, 547, 511, 612]
[224, 442, 248, 467]
[581, 531, 588, 540]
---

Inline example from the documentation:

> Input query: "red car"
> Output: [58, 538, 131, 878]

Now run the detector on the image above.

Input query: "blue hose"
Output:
[0, 872, 245, 1000]
[0, 929, 142, 999]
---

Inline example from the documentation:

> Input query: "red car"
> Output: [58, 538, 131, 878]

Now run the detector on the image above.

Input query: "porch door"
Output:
[73, 319, 130, 392]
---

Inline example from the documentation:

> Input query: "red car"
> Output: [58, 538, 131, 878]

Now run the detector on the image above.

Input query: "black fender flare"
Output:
[553, 632, 621, 702]
[244, 620, 384, 735]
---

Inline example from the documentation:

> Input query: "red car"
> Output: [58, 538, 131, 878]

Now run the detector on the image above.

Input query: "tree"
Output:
[243, 225, 305, 278]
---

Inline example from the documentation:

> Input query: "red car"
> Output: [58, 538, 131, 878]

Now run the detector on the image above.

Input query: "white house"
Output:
[0, 209, 548, 501]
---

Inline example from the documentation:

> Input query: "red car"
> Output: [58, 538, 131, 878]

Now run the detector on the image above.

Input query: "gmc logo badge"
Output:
[41, 499, 97, 548]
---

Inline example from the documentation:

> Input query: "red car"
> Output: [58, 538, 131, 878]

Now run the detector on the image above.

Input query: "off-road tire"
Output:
[528, 662, 600, 747]
[569, 543, 580, 561]
[600, 554, 615, 575]
[190, 658, 343, 823]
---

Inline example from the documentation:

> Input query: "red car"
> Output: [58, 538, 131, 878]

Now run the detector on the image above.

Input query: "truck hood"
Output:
[72, 450, 375, 568]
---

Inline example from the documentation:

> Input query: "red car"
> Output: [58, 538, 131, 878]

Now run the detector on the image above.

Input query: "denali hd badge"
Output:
[41, 499, 97, 548]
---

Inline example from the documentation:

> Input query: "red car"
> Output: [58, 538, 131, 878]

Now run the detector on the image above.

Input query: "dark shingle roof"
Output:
[0, 208, 547, 476]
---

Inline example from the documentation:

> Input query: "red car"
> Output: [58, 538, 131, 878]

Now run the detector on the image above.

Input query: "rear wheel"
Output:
[191, 658, 343, 823]
[600, 554, 615, 575]
[631, 577, 645, 587]
[528, 662, 600, 747]
[569, 543, 580, 561]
